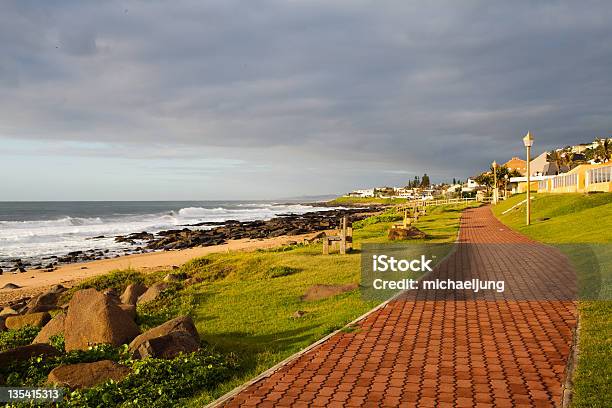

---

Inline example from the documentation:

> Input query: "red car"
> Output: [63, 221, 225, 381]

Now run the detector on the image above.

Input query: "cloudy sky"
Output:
[2, 1, 611, 200]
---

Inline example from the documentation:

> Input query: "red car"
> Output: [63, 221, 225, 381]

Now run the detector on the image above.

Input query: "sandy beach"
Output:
[0, 231, 324, 304]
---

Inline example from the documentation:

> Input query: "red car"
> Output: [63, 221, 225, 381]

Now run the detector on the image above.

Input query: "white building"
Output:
[346, 189, 375, 198]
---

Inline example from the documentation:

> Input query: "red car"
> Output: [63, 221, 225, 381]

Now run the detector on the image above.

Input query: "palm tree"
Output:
[595, 138, 612, 162]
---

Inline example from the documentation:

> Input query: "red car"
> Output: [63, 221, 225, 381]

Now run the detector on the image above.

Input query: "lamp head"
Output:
[492, 160, 497, 168]
[523, 131, 534, 147]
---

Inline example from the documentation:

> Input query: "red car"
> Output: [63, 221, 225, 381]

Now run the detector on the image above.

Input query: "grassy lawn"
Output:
[492, 192, 612, 407]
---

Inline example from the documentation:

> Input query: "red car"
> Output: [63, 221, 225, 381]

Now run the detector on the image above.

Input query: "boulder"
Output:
[33, 313, 66, 344]
[388, 226, 427, 240]
[136, 282, 170, 305]
[64, 289, 140, 351]
[25, 289, 61, 314]
[118, 304, 137, 320]
[129, 316, 199, 359]
[47, 360, 131, 389]
[102, 288, 121, 304]
[130, 331, 199, 359]
[5, 312, 51, 330]
[0, 344, 59, 367]
[119, 283, 147, 305]
[0, 307, 18, 317]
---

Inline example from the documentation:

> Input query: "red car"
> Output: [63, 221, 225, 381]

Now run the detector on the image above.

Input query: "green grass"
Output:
[492, 192, 612, 407]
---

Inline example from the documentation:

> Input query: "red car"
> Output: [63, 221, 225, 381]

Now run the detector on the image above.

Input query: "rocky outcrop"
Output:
[128, 316, 199, 359]
[64, 289, 140, 351]
[33, 313, 66, 344]
[0, 344, 59, 367]
[143, 208, 382, 251]
[5, 312, 51, 330]
[137, 282, 170, 305]
[47, 360, 131, 389]
[120, 283, 147, 305]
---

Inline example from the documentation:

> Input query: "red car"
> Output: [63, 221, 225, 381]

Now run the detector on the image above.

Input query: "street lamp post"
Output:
[523, 132, 534, 225]
[492, 160, 498, 204]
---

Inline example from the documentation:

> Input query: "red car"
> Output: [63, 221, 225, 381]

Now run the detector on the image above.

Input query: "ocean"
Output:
[0, 201, 330, 269]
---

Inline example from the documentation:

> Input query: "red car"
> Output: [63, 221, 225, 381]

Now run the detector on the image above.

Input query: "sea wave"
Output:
[0, 202, 327, 262]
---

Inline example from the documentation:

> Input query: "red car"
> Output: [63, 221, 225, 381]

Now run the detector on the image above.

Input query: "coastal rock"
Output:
[102, 288, 121, 304]
[387, 226, 427, 240]
[25, 289, 62, 314]
[129, 316, 199, 359]
[0, 307, 19, 317]
[137, 282, 170, 305]
[120, 283, 147, 305]
[5, 312, 51, 330]
[118, 304, 137, 320]
[64, 289, 140, 351]
[0, 344, 59, 367]
[47, 360, 131, 389]
[33, 312, 66, 344]
[130, 331, 199, 359]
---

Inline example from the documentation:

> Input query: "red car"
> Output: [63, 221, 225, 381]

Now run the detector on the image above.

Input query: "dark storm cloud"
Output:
[1, 0, 612, 186]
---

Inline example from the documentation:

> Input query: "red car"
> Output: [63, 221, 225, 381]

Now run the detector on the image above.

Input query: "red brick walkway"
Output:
[221, 206, 577, 407]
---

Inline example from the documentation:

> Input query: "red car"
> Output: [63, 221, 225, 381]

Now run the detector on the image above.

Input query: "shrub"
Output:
[0, 326, 41, 351]
[65, 349, 237, 408]
[353, 213, 403, 229]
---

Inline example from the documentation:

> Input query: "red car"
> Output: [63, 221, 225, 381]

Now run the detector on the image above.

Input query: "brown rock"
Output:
[129, 316, 199, 359]
[25, 290, 61, 314]
[136, 282, 170, 305]
[5, 312, 51, 330]
[33, 313, 66, 344]
[131, 331, 199, 359]
[47, 360, 131, 389]
[118, 304, 137, 320]
[0, 307, 19, 317]
[120, 283, 147, 305]
[64, 289, 140, 351]
[387, 226, 427, 240]
[0, 344, 59, 367]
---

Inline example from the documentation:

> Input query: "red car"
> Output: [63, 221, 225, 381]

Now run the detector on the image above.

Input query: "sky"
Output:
[1, 0, 611, 200]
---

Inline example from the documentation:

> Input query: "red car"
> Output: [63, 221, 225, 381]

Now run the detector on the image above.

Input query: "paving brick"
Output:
[220, 206, 576, 407]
